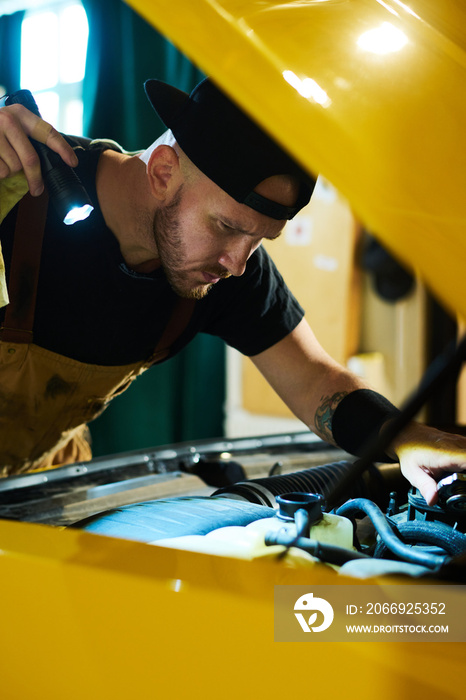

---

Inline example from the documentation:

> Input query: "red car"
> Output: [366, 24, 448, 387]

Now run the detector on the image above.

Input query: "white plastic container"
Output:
[152, 511, 354, 567]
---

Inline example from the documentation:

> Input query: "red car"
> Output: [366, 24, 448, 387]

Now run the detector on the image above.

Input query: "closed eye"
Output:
[218, 219, 247, 234]
[216, 217, 283, 241]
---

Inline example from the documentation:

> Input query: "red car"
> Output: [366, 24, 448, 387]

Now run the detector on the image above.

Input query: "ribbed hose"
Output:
[374, 521, 466, 559]
[212, 460, 355, 509]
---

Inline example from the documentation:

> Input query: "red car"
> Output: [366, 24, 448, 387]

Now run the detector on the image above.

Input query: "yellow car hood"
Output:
[129, 0, 466, 320]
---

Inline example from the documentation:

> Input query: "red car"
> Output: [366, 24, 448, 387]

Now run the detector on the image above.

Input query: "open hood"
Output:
[127, 0, 466, 320]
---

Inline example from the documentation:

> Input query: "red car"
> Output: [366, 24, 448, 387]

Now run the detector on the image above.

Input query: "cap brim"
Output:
[144, 79, 190, 128]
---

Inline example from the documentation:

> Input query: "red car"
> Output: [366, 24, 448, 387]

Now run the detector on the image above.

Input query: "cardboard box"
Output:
[241, 177, 361, 418]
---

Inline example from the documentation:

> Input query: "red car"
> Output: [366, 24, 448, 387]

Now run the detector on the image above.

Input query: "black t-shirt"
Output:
[0, 136, 304, 366]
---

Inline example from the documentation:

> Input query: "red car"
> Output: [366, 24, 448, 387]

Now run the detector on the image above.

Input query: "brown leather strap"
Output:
[0, 191, 49, 344]
[147, 297, 196, 365]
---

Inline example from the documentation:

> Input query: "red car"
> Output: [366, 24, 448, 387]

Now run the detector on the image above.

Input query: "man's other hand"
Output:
[0, 104, 78, 196]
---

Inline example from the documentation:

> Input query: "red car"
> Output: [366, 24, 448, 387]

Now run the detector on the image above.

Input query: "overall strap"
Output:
[0, 191, 49, 344]
[146, 297, 196, 365]
[0, 189, 194, 356]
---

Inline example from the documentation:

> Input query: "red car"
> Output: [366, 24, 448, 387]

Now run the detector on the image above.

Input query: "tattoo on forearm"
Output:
[314, 391, 349, 443]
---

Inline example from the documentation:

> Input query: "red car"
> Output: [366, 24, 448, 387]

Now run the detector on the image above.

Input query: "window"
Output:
[20, 1, 89, 135]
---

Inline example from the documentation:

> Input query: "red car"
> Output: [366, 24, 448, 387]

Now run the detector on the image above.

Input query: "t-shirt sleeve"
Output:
[202, 246, 305, 356]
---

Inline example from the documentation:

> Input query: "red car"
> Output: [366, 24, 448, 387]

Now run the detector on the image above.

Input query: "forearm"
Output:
[251, 318, 370, 442]
[252, 319, 466, 506]
[251, 319, 401, 456]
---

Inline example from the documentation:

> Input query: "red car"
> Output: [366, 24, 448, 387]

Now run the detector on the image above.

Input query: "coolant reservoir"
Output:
[152, 495, 354, 567]
[153, 524, 319, 566]
[245, 511, 354, 548]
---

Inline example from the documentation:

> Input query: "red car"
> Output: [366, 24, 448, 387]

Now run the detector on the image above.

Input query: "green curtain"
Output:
[82, 0, 204, 148]
[0, 11, 24, 96]
[80, 0, 225, 456]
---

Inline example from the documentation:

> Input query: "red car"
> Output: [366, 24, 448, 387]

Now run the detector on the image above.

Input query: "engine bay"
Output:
[2, 431, 465, 582]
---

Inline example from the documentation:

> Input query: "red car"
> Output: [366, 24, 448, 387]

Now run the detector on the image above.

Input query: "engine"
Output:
[1, 432, 465, 582]
[73, 452, 466, 581]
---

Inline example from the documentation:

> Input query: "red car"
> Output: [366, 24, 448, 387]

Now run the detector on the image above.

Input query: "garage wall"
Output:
[225, 177, 428, 437]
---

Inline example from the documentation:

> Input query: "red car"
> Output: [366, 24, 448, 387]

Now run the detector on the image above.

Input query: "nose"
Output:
[218, 239, 259, 277]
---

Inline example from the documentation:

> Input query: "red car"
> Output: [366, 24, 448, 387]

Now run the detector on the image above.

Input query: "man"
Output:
[0, 77, 465, 505]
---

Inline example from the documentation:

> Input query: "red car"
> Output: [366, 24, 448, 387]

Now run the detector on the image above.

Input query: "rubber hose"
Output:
[264, 531, 370, 566]
[336, 498, 450, 570]
[212, 460, 355, 508]
[373, 520, 466, 559]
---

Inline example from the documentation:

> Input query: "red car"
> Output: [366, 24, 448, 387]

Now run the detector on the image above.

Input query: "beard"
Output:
[152, 187, 229, 300]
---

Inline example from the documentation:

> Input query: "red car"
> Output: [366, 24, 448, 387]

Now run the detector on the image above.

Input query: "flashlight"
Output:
[5, 89, 94, 225]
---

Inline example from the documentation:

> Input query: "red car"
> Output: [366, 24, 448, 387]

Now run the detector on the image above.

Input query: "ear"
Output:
[146, 145, 182, 202]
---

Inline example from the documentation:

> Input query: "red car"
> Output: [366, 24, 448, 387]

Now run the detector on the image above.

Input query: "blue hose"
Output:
[336, 498, 451, 570]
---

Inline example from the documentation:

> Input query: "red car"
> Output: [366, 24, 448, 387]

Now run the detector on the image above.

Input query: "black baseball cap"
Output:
[144, 77, 316, 220]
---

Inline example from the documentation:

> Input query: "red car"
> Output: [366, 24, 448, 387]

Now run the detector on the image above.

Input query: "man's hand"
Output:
[0, 104, 78, 196]
[393, 422, 466, 506]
